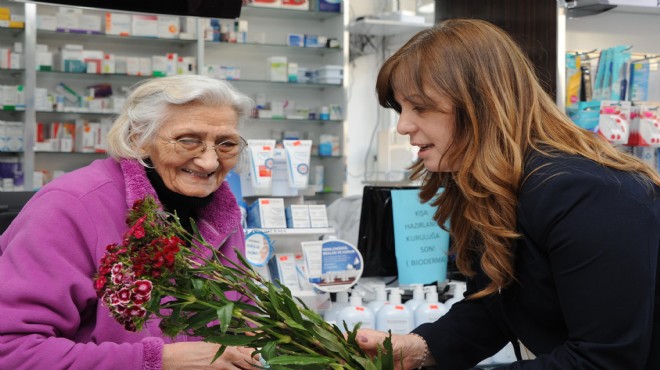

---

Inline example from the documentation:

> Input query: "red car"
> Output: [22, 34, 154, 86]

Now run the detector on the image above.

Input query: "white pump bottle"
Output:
[414, 286, 448, 328]
[376, 287, 414, 334]
[444, 281, 467, 309]
[336, 292, 375, 332]
[404, 284, 426, 312]
[324, 290, 350, 325]
[367, 284, 388, 314]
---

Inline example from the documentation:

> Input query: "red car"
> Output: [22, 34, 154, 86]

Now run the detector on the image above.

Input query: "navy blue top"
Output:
[413, 152, 660, 369]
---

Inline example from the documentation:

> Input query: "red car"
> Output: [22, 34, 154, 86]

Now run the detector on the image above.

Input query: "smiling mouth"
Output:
[418, 144, 434, 152]
[182, 169, 214, 178]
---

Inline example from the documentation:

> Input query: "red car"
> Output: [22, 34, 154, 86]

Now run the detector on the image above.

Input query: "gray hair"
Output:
[107, 75, 254, 165]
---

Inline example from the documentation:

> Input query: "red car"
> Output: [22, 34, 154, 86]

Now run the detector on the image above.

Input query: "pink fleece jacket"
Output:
[0, 158, 246, 370]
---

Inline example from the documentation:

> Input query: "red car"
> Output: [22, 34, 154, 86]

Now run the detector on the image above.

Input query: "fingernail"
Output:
[357, 335, 368, 343]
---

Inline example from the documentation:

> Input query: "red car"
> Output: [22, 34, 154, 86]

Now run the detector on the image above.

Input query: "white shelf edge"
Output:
[245, 227, 336, 235]
[347, 19, 433, 37]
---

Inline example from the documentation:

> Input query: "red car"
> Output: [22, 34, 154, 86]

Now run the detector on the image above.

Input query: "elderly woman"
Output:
[0, 75, 258, 370]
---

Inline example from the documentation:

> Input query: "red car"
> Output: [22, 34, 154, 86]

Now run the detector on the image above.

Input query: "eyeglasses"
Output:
[161, 136, 248, 159]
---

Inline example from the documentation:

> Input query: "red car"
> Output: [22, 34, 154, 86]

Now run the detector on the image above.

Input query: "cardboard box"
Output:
[104, 13, 131, 36]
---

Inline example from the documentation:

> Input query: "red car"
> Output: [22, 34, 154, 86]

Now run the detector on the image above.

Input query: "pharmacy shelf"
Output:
[249, 118, 343, 124]
[347, 18, 432, 37]
[37, 29, 197, 48]
[229, 79, 342, 89]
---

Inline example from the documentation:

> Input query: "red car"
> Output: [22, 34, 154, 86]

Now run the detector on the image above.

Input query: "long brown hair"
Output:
[376, 19, 660, 298]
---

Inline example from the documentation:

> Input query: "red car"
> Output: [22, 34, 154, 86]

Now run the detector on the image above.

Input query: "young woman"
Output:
[357, 19, 660, 370]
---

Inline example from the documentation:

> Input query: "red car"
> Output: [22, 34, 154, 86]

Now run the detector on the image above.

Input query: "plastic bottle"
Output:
[336, 293, 375, 332]
[376, 287, 414, 334]
[444, 281, 467, 309]
[366, 285, 388, 314]
[323, 290, 350, 325]
[414, 286, 448, 328]
[404, 284, 426, 312]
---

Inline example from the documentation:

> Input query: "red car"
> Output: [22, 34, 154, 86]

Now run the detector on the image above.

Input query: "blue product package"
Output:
[318, 0, 341, 12]
[629, 61, 650, 101]
[568, 101, 601, 132]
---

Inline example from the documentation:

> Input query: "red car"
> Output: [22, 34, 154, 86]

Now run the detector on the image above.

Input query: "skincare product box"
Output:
[157, 15, 180, 39]
[104, 13, 131, 36]
[268, 253, 301, 290]
[132, 15, 158, 38]
[249, 198, 287, 229]
[37, 15, 57, 31]
[287, 33, 304, 47]
[308, 204, 329, 228]
[285, 204, 311, 228]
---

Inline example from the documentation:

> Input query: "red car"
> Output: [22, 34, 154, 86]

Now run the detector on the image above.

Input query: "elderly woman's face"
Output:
[149, 103, 241, 197]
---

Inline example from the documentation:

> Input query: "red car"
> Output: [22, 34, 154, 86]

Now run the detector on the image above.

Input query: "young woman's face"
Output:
[148, 104, 241, 197]
[394, 90, 458, 173]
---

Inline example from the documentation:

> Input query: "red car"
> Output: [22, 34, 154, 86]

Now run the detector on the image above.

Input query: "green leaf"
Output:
[216, 303, 234, 334]
[266, 355, 334, 366]
[260, 341, 277, 361]
[211, 344, 227, 364]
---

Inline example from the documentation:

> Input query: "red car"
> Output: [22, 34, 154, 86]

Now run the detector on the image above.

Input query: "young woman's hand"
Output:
[355, 328, 433, 370]
[163, 342, 259, 369]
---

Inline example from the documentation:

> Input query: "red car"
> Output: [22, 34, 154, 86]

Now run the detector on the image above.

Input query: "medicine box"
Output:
[285, 204, 311, 228]
[104, 13, 131, 36]
[249, 198, 287, 229]
[308, 204, 329, 228]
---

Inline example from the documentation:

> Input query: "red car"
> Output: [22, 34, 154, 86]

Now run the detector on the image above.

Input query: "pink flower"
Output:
[132, 293, 151, 305]
[94, 276, 107, 292]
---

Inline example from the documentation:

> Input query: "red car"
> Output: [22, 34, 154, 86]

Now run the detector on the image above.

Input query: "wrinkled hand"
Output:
[163, 342, 259, 370]
[356, 328, 431, 370]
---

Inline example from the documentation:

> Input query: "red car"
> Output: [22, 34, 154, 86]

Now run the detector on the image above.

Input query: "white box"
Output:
[79, 14, 101, 33]
[138, 57, 152, 76]
[56, 10, 80, 31]
[152, 55, 168, 76]
[75, 119, 96, 152]
[125, 57, 139, 75]
[308, 204, 329, 228]
[104, 13, 131, 36]
[251, 198, 287, 228]
[267, 56, 287, 82]
[132, 15, 158, 38]
[285, 205, 311, 228]
[37, 15, 56, 31]
[157, 15, 179, 38]
[268, 253, 301, 290]
[177, 56, 196, 75]
[102, 54, 115, 74]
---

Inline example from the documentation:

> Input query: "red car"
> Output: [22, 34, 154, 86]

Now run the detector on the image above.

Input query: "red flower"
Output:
[132, 225, 145, 239]
[117, 287, 131, 303]
[133, 280, 153, 295]
[94, 276, 107, 292]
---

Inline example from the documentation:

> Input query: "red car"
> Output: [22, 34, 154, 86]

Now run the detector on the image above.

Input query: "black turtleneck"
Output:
[144, 163, 214, 235]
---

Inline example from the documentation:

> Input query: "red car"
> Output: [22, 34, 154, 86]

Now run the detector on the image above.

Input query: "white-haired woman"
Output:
[0, 75, 258, 370]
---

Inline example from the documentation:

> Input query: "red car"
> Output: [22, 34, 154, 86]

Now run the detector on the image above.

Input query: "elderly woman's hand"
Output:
[355, 328, 432, 370]
[163, 342, 259, 369]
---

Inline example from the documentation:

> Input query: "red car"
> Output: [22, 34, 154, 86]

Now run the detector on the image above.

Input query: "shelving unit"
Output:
[0, 1, 348, 204]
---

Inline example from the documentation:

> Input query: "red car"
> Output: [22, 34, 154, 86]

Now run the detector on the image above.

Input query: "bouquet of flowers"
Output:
[94, 196, 394, 369]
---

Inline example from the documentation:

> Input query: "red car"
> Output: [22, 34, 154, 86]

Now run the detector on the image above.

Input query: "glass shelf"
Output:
[205, 41, 342, 55]
[36, 70, 149, 82]
[36, 29, 197, 46]
[230, 79, 342, 89]
[0, 26, 24, 38]
[37, 109, 118, 115]
[347, 19, 432, 37]
[240, 6, 341, 20]
[245, 227, 335, 235]
[249, 118, 342, 124]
